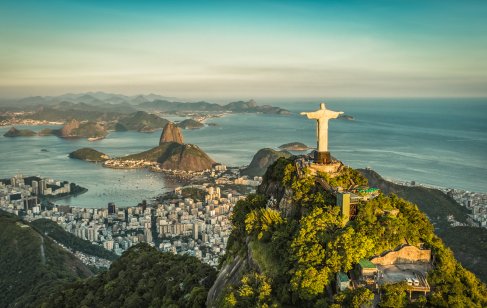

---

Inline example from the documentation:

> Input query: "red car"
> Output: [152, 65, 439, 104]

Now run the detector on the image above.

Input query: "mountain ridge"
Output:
[0, 210, 94, 307]
[209, 156, 487, 307]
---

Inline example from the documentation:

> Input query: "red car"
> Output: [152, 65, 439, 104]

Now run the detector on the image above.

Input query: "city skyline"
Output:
[1, 0, 487, 99]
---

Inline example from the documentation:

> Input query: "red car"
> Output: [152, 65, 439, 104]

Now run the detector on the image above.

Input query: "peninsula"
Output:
[103, 122, 215, 172]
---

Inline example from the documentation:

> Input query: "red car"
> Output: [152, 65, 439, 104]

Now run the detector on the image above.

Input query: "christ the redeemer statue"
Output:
[301, 103, 343, 164]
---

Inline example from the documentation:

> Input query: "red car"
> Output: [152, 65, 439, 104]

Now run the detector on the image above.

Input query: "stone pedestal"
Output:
[308, 161, 342, 177]
[315, 151, 332, 164]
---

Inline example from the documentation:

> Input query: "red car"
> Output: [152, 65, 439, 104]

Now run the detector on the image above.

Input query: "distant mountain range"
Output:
[10, 92, 178, 107]
[139, 98, 290, 114]
[0, 92, 291, 123]
[1, 92, 290, 115]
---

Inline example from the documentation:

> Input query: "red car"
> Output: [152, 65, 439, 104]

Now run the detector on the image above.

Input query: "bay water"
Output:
[0, 98, 485, 207]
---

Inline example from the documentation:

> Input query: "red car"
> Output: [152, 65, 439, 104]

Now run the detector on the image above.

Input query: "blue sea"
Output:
[0, 98, 486, 208]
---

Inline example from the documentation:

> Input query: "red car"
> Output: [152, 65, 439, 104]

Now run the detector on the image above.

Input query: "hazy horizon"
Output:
[3, 91, 487, 105]
[1, 0, 487, 99]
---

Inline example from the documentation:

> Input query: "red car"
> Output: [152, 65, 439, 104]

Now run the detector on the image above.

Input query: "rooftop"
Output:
[337, 272, 350, 282]
[358, 258, 377, 269]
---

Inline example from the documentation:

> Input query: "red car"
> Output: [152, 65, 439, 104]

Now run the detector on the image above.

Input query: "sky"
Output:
[0, 0, 486, 100]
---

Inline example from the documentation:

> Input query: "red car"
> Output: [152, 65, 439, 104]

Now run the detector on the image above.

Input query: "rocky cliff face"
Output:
[158, 143, 214, 171]
[206, 238, 262, 307]
[241, 148, 292, 177]
[159, 122, 183, 145]
[120, 142, 215, 172]
[59, 120, 107, 139]
[59, 119, 80, 137]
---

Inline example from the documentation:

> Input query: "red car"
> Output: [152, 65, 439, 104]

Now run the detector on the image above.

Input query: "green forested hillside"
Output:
[68, 147, 109, 162]
[115, 111, 168, 131]
[360, 168, 487, 282]
[30, 218, 117, 261]
[37, 243, 217, 308]
[0, 210, 93, 307]
[216, 157, 487, 307]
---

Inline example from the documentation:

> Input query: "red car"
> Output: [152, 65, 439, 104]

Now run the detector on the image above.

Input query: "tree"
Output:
[223, 272, 277, 308]
[245, 208, 284, 240]
[350, 288, 375, 308]
[379, 283, 407, 308]
[333, 287, 375, 308]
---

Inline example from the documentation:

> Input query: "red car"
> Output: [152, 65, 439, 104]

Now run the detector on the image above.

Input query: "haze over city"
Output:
[1, 0, 486, 99]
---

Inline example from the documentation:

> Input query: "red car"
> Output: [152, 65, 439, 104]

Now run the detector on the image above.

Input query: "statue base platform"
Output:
[315, 151, 332, 164]
[309, 161, 342, 177]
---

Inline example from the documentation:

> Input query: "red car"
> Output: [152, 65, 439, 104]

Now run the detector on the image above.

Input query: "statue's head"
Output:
[320, 103, 326, 109]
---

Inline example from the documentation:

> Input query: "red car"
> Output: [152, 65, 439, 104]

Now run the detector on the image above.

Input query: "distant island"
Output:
[69, 148, 110, 162]
[73, 122, 216, 172]
[278, 142, 311, 151]
[177, 119, 204, 130]
[58, 119, 108, 139]
[3, 127, 37, 137]
[338, 113, 354, 120]
[3, 119, 108, 140]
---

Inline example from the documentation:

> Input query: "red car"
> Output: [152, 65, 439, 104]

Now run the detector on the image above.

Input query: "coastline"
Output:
[43, 186, 88, 202]
[0, 120, 64, 127]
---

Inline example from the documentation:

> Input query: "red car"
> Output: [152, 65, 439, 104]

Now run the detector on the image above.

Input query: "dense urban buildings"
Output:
[1, 169, 262, 268]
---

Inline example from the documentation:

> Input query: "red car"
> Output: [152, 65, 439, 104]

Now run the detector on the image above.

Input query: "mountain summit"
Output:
[208, 156, 487, 307]
[160, 122, 184, 145]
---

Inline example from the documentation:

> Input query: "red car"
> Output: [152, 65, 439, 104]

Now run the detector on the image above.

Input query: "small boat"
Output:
[88, 136, 104, 141]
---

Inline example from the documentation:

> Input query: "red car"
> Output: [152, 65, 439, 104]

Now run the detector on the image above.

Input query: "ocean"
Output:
[0, 98, 485, 208]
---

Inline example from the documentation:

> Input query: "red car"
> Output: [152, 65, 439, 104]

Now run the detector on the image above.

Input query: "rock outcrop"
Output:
[59, 120, 107, 139]
[241, 148, 292, 177]
[159, 122, 183, 144]
[59, 119, 80, 137]
[119, 142, 215, 172]
[158, 143, 214, 171]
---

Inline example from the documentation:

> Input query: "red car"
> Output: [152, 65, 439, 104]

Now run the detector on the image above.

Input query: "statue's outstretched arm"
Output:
[300, 111, 321, 119]
[328, 111, 344, 119]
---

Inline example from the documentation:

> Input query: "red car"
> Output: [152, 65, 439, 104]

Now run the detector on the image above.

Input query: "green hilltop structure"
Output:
[208, 154, 487, 307]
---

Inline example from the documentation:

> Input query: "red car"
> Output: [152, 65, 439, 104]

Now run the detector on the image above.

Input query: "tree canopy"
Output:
[221, 158, 487, 307]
